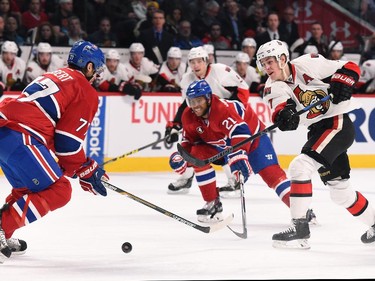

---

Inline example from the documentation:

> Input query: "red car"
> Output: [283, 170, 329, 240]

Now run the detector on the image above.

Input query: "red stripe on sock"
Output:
[347, 191, 368, 216]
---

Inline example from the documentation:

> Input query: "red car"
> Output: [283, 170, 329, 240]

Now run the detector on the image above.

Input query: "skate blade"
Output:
[308, 217, 320, 226]
[167, 188, 190, 195]
[272, 239, 311, 250]
[219, 190, 241, 199]
[198, 213, 224, 223]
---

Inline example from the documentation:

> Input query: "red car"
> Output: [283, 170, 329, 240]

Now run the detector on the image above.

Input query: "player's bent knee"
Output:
[44, 176, 72, 211]
[288, 154, 319, 181]
[327, 179, 356, 207]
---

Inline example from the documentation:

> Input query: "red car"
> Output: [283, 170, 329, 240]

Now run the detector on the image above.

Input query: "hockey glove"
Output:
[275, 99, 300, 131]
[75, 158, 109, 196]
[0, 81, 5, 97]
[330, 67, 359, 104]
[169, 151, 187, 174]
[165, 121, 182, 144]
[227, 150, 251, 183]
[123, 82, 142, 100]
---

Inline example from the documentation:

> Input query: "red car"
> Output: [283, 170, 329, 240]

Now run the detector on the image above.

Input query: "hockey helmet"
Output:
[1, 41, 18, 54]
[106, 49, 120, 60]
[256, 40, 289, 71]
[37, 42, 52, 53]
[242, 37, 257, 48]
[68, 40, 105, 73]
[235, 52, 250, 63]
[328, 41, 343, 51]
[202, 44, 215, 55]
[303, 45, 318, 54]
[186, 79, 212, 107]
[187, 46, 208, 62]
[129, 43, 145, 53]
[167, 47, 182, 58]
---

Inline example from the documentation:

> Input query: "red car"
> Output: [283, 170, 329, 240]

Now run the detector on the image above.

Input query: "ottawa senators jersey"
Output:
[180, 63, 250, 104]
[263, 54, 361, 127]
[98, 62, 133, 90]
[158, 61, 187, 87]
[181, 95, 262, 154]
[0, 67, 99, 176]
[25, 54, 65, 83]
[0, 56, 26, 87]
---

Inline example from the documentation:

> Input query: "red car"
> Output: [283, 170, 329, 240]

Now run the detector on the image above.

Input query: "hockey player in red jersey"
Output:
[256, 39, 375, 249]
[0, 40, 109, 262]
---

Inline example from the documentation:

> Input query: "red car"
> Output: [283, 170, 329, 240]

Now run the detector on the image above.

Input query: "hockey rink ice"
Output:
[1, 169, 375, 280]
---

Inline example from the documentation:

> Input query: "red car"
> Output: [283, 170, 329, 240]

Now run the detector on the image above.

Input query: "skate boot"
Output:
[168, 167, 194, 194]
[361, 224, 375, 244]
[7, 238, 27, 255]
[196, 197, 223, 223]
[306, 209, 318, 225]
[0, 204, 11, 263]
[272, 218, 311, 249]
[219, 178, 240, 198]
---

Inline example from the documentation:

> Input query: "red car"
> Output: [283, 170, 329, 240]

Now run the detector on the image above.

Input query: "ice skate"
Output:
[196, 197, 223, 223]
[361, 224, 375, 244]
[218, 177, 240, 198]
[7, 238, 27, 255]
[168, 167, 194, 194]
[0, 204, 11, 263]
[306, 209, 318, 225]
[272, 218, 311, 249]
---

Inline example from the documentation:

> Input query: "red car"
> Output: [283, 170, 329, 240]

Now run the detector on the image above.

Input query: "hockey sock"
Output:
[195, 165, 218, 202]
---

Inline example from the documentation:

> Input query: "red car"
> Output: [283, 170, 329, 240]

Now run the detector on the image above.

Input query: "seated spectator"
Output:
[0, 0, 21, 26]
[0, 40, 25, 91]
[202, 22, 232, 50]
[255, 11, 286, 49]
[164, 7, 183, 36]
[87, 16, 118, 47]
[295, 21, 329, 57]
[32, 21, 62, 46]
[21, 0, 49, 33]
[361, 32, 375, 62]
[59, 15, 88, 46]
[203, 43, 216, 63]
[278, 6, 300, 48]
[133, 1, 159, 37]
[151, 46, 187, 92]
[356, 59, 375, 93]
[191, 0, 220, 39]
[124, 42, 159, 92]
[24, 42, 64, 83]
[50, 0, 75, 39]
[0, 15, 5, 46]
[174, 20, 203, 50]
[327, 40, 347, 60]
[97, 48, 143, 100]
[4, 15, 24, 46]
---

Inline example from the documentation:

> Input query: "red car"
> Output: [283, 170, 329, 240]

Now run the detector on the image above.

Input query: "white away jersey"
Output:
[180, 63, 249, 100]
[263, 54, 361, 127]
[158, 61, 187, 87]
[25, 54, 65, 83]
[99, 62, 133, 86]
[124, 57, 159, 77]
[0, 57, 26, 86]
[233, 64, 261, 86]
[359, 59, 375, 93]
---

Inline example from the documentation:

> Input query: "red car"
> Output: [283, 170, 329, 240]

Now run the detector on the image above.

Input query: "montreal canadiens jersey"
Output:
[181, 95, 262, 154]
[25, 54, 65, 83]
[180, 63, 250, 104]
[0, 56, 26, 87]
[263, 54, 361, 127]
[358, 59, 375, 93]
[0, 67, 99, 176]
[158, 61, 187, 87]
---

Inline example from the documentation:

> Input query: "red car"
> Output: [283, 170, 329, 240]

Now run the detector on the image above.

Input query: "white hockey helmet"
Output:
[106, 49, 120, 60]
[202, 44, 214, 55]
[129, 43, 145, 53]
[328, 40, 343, 51]
[188, 46, 208, 61]
[167, 46, 182, 58]
[1, 41, 18, 54]
[242, 37, 257, 48]
[37, 42, 52, 53]
[256, 40, 289, 70]
[303, 45, 318, 54]
[235, 52, 250, 63]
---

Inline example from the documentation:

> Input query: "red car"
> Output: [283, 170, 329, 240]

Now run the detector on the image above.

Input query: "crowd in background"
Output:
[0, 0, 374, 95]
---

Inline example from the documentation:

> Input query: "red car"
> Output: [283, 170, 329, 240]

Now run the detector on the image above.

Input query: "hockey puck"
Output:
[122, 242, 132, 253]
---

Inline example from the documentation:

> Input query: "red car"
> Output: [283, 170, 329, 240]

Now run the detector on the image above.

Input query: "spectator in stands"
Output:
[21, 0, 49, 33]
[0, 40, 25, 91]
[60, 15, 87, 46]
[124, 42, 159, 92]
[24, 42, 64, 84]
[151, 46, 187, 92]
[138, 9, 175, 65]
[50, 0, 75, 39]
[0, 15, 5, 46]
[278, 6, 300, 48]
[203, 43, 216, 63]
[219, 0, 245, 50]
[0, 0, 21, 25]
[241, 37, 257, 67]
[133, 1, 159, 37]
[164, 7, 183, 36]
[202, 22, 232, 50]
[191, 0, 220, 39]
[185, 0, 207, 22]
[296, 21, 328, 57]
[87, 16, 118, 47]
[361, 32, 375, 62]
[4, 15, 24, 46]
[32, 21, 61, 46]
[327, 40, 347, 60]
[244, 4, 267, 38]
[97, 48, 143, 100]
[174, 19, 203, 50]
[246, 0, 268, 19]
[356, 59, 375, 93]
[255, 11, 286, 49]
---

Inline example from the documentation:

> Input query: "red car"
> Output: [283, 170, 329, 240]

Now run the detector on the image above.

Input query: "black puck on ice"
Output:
[122, 242, 132, 253]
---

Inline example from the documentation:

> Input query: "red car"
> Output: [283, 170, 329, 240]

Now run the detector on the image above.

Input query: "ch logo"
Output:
[331, 22, 351, 38]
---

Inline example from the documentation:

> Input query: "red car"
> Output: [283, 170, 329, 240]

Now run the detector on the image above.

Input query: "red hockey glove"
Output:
[330, 68, 359, 104]
[165, 121, 182, 144]
[275, 99, 299, 131]
[227, 150, 251, 183]
[75, 158, 109, 196]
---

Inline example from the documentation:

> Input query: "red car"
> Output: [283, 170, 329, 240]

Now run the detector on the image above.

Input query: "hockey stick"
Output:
[103, 181, 234, 233]
[177, 94, 333, 167]
[227, 174, 247, 239]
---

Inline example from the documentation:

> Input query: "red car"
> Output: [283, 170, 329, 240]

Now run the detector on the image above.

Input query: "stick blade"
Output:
[208, 213, 235, 233]
[227, 225, 248, 239]
[177, 143, 207, 167]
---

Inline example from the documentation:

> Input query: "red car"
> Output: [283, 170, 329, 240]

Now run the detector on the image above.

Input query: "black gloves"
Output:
[165, 121, 182, 144]
[330, 67, 359, 104]
[275, 99, 300, 131]
[123, 83, 142, 100]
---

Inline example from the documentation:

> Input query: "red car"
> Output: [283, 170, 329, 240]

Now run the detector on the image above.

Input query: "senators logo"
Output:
[294, 86, 329, 118]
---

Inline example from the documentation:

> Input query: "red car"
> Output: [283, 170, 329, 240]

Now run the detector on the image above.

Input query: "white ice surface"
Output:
[1, 169, 375, 280]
